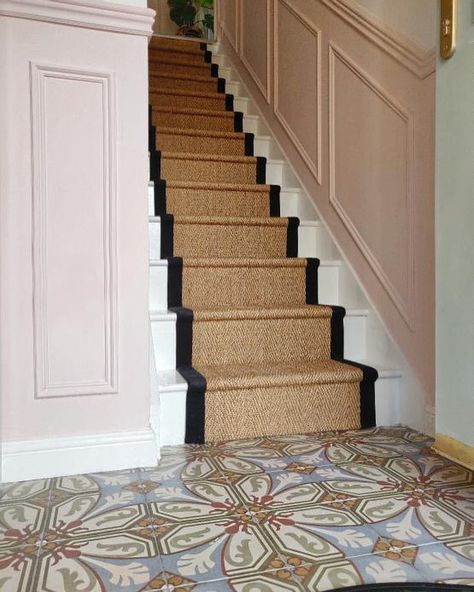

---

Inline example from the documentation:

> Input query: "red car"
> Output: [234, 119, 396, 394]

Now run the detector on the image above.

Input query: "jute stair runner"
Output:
[149, 36, 377, 442]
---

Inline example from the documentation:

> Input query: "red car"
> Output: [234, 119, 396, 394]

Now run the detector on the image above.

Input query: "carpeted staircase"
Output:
[148, 36, 378, 444]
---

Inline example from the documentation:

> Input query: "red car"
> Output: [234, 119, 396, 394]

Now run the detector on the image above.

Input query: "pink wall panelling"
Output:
[218, 0, 435, 403]
[0, 0, 155, 441]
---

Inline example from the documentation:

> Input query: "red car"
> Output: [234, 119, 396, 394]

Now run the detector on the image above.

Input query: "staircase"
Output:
[148, 36, 402, 445]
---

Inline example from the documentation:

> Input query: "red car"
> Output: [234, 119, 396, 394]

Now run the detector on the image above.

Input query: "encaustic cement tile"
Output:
[30, 529, 164, 592]
[0, 545, 39, 592]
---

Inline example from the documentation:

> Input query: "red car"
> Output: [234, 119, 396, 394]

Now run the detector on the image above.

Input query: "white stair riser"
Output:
[298, 224, 340, 260]
[254, 137, 282, 160]
[318, 265, 340, 305]
[157, 392, 187, 446]
[234, 96, 250, 115]
[149, 220, 161, 260]
[150, 264, 168, 310]
[151, 317, 176, 371]
[375, 376, 400, 426]
[225, 80, 241, 97]
[344, 315, 367, 360]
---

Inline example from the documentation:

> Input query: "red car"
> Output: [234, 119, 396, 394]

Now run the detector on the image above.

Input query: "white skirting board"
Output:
[1, 429, 159, 483]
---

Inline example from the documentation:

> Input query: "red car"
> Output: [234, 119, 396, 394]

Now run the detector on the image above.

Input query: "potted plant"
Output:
[167, 0, 214, 38]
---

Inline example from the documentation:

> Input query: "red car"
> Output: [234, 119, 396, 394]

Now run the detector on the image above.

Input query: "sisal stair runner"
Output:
[149, 36, 378, 443]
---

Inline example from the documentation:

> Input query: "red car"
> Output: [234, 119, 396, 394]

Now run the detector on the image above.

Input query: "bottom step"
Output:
[192, 359, 374, 443]
[156, 365, 401, 446]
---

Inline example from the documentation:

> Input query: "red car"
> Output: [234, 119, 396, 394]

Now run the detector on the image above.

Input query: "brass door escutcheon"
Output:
[440, 0, 457, 59]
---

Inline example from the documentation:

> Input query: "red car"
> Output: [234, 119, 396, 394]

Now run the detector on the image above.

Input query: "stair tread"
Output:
[149, 58, 211, 70]
[187, 305, 333, 321]
[149, 72, 218, 83]
[160, 152, 258, 163]
[153, 106, 234, 117]
[197, 360, 363, 390]
[157, 180, 272, 191]
[150, 88, 227, 100]
[176, 257, 309, 268]
[169, 215, 291, 226]
[156, 126, 245, 139]
[149, 36, 206, 53]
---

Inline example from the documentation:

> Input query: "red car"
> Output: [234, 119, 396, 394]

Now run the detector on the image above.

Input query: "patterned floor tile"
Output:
[157, 514, 284, 584]
[32, 529, 163, 592]
[412, 539, 474, 584]
[1, 427, 472, 591]
[0, 545, 38, 592]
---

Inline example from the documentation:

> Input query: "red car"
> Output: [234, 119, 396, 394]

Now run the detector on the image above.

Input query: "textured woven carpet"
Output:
[149, 36, 378, 443]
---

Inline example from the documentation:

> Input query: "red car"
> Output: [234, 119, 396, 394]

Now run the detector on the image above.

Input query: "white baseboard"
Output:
[1, 429, 159, 483]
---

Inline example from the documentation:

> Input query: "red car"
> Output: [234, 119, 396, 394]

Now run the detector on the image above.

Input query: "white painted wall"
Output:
[353, 0, 436, 51]
[435, 0, 474, 447]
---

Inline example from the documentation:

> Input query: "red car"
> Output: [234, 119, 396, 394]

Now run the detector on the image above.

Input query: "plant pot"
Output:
[176, 25, 202, 38]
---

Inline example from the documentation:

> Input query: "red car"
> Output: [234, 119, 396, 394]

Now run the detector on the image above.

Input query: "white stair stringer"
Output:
[149, 45, 410, 445]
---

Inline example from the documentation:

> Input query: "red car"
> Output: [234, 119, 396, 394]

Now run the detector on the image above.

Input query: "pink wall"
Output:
[0, 1, 154, 445]
[218, 0, 435, 402]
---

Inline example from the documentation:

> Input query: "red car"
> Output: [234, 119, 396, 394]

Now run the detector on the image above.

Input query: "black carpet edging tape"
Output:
[204, 50, 212, 63]
[170, 306, 206, 444]
[269, 185, 281, 216]
[256, 157, 267, 184]
[200, 42, 208, 52]
[154, 179, 166, 215]
[211, 63, 219, 78]
[225, 94, 234, 111]
[217, 77, 226, 93]
[170, 307, 193, 367]
[150, 150, 161, 182]
[330, 305, 345, 360]
[234, 111, 244, 133]
[342, 359, 378, 428]
[286, 217, 299, 257]
[181, 366, 207, 444]
[160, 214, 174, 258]
[167, 257, 183, 308]
[244, 133, 254, 156]
[149, 126, 156, 153]
[305, 258, 320, 305]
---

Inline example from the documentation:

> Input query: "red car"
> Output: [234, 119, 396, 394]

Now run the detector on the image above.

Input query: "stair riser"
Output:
[151, 316, 176, 371]
[149, 61, 214, 78]
[149, 219, 334, 262]
[152, 111, 235, 132]
[149, 183, 309, 219]
[151, 313, 368, 371]
[159, 188, 270, 218]
[150, 262, 332, 311]
[156, 133, 246, 156]
[150, 76, 218, 93]
[180, 265, 308, 309]
[173, 223, 288, 259]
[150, 93, 227, 112]
[149, 50, 208, 65]
[158, 371, 400, 445]
[203, 382, 361, 442]
[160, 158, 260, 184]
[149, 38, 205, 53]
[190, 316, 332, 366]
